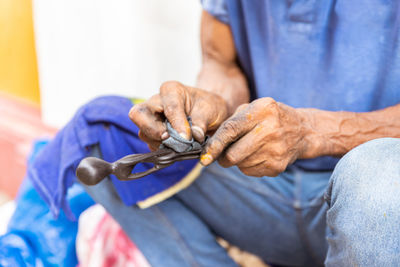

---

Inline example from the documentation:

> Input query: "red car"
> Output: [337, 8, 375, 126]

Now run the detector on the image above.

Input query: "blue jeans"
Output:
[83, 138, 400, 266]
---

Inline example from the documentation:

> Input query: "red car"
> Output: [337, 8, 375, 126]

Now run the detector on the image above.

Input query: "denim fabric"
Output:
[84, 138, 400, 266]
[324, 138, 400, 266]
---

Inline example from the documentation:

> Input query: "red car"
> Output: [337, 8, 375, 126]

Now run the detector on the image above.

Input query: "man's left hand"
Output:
[200, 97, 317, 177]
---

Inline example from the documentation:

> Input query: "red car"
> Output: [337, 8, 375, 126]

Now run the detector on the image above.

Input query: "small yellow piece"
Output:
[200, 153, 213, 165]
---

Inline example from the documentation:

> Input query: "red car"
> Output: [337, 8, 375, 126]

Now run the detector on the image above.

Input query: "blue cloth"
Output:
[201, 0, 400, 170]
[0, 180, 94, 267]
[83, 137, 400, 266]
[28, 96, 198, 219]
[0, 141, 95, 267]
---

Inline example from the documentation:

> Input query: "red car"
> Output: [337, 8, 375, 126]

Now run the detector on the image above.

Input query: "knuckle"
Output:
[240, 167, 262, 177]
[221, 120, 240, 137]
[237, 103, 248, 109]
[148, 94, 162, 106]
[160, 81, 182, 93]
[274, 145, 287, 157]
[263, 97, 276, 105]
[208, 137, 223, 152]
[129, 104, 143, 118]
[236, 103, 249, 113]
[271, 161, 286, 175]
[206, 138, 225, 157]
[129, 104, 150, 124]
[128, 107, 137, 119]
[257, 97, 278, 111]
[225, 151, 239, 165]
[164, 104, 179, 116]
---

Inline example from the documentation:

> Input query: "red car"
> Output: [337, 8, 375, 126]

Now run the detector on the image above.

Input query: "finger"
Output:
[195, 103, 248, 143]
[129, 94, 163, 121]
[238, 161, 279, 177]
[239, 156, 287, 176]
[200, 114, 255, 166]
[190, 109, 208, 143]
[138, 130, 160, 151]
[217, 125, 269, 167]
[190, 96, 230, 143]
[129, 95, 167, 141]
[147, 94, 164, 113]
[129, 103, 166, 141]
[160, 81, 191, 140]
[234, 151, 267, 168]
[191, 125, 205, 143]
[237, 142, 290, 169]
[232, 103, 248, 116]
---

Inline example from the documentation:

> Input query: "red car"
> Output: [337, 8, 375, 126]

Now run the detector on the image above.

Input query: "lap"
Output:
[82, 136, 400, 266]
[84, 143, 332, 266]
[83, 176, 237, 267]
[83, 143, 338, 266]
[177, 163, 331, 266]
[82, 146, 235, 267]
[325, 138, 400, 266]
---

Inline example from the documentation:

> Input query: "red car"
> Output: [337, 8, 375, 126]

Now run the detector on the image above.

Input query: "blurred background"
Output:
[0, 0, 201, 202]
[0, 2, 269, 265]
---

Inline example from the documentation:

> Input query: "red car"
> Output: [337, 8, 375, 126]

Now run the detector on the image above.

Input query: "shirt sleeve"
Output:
[200, 0, 229, 24]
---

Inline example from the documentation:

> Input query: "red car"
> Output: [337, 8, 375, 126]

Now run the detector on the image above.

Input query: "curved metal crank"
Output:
[76, 147, 203, 186]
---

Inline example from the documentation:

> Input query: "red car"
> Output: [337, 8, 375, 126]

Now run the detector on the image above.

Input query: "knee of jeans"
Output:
[325, 138, 400, 206]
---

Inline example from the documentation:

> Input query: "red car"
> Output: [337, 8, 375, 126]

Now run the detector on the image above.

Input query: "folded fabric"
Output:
[28, 96, 199, 219]
[161, 119, 202, 152]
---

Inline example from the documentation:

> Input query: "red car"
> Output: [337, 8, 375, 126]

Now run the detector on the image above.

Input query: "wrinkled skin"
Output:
[129, 11, 400, 177]
[129, 81, 229, 151]
[200, 97, 315, 177]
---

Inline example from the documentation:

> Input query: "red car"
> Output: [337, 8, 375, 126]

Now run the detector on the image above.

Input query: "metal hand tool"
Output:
[76, 144, 204, 186]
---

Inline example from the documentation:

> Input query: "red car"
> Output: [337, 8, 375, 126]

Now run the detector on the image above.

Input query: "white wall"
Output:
[33, 0, 202, 128]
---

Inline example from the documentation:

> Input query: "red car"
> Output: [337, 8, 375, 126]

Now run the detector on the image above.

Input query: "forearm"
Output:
[196, 59, 249, 115]
[300, 104, 400, 158]
[197, 10, 249, 116]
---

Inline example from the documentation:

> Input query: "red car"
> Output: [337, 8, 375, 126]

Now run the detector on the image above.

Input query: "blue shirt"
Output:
[202, 0, 400, 170]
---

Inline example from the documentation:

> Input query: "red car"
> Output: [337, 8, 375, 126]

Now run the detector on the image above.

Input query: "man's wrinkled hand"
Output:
[129, 81, 229, 150]
[200, 97, 316, 177]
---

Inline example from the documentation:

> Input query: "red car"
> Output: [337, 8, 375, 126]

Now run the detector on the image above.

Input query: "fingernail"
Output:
[191, 126, 205, 142]
[179, 132, 189, 140]
[200, 153, 213, 166]
[161, 132, 169, 140]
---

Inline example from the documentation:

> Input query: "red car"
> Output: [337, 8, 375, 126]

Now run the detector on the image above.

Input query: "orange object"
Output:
[0, 0, 40, 104]
[0, 92, 56, 198]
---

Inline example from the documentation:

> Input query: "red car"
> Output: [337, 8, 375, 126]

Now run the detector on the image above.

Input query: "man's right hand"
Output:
[129, 81, 229, 150]
[130, 11, 250, 151]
